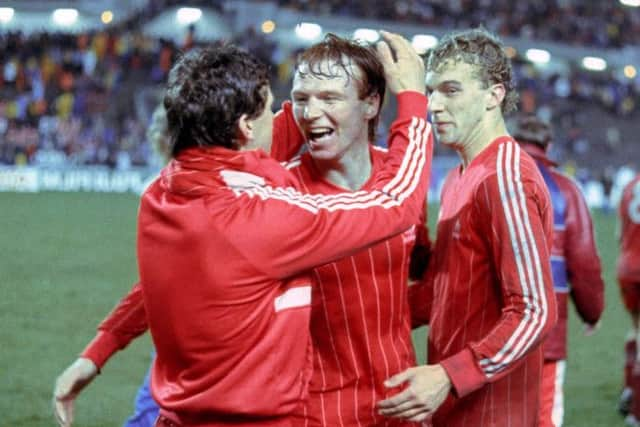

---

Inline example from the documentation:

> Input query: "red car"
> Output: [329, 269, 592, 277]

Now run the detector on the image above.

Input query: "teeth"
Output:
[309, 129, 333, 140]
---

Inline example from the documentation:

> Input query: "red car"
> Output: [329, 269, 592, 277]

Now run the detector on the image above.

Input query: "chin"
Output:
[309, 149, 337, 161]
[437, 136, 456, 148]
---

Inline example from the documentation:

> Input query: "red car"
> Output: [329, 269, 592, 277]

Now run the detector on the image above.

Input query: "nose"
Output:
[428, 91, 444, 113]
[303, 98, 322, 120]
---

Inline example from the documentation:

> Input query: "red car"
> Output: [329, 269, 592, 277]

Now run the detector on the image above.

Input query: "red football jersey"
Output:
[287, 145, 429, 427]
[411, 137, 557, 427]
[82, 92, 433, 425]
[618, 174, 640, 284]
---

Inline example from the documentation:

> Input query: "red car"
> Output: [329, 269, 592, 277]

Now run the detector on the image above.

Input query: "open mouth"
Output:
[307, 127, 334, 143]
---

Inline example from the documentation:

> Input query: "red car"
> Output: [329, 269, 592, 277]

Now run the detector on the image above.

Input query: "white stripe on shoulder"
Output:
[220, 170, 265, 187]
[274, 286, 311, 312]
[372, 145, 388, 153]
[221, 117, 429, 215]
[282, 155, 301, 170]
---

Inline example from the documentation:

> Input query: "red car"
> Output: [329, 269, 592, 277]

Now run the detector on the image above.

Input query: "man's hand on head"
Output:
[376, 31, 426, 95]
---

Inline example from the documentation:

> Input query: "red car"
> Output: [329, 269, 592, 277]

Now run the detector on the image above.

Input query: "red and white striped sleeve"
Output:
[441, 140, 557, 397]
[225, 91, 433, 279]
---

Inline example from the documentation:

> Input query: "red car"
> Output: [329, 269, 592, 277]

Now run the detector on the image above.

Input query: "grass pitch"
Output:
[0, 192, 628, 426]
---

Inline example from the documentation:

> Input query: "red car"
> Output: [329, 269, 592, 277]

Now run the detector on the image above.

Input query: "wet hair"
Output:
[164, 42, 270, 156]
[296, 33, 386, 142]
[509, 113, 552, 149]
[426, 28, 518, 114]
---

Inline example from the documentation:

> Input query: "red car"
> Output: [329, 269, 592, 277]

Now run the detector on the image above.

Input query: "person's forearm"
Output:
[81, 282, 149, 369]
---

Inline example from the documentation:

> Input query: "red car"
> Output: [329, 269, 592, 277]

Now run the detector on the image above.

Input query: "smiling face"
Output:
[291, 59, 379, 161]
[426, 60, 490, 151]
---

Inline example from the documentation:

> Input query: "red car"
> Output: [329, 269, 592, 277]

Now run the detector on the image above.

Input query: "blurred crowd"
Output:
[279, 0, 640, 48]
[0, 31, 178, 168]
[0, 3, 638, 184]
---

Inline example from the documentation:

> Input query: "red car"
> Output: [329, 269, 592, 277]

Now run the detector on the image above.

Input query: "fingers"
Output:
[377, 387, 414, 410]
[408, 409, 431, 422]
[378, 395, 420, 416]
[379, 31, 415, 61]
[53, 376, 73, 427]
[53, 395, 73, 427]
[383, 369, 413, 388]
[375, 30, 425, 94]
[375, 37, 394, 65]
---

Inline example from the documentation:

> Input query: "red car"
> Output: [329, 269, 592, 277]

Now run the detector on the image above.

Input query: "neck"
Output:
[312, 140, 372, 191]
[458, 113, 508, 169]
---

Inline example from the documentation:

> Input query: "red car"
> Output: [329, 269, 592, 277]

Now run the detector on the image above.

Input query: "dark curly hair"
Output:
[296, 33, 386, 142]
[509, 113, 552, 149]
[164, 42, 270, 156]
[427, 28, 518, 114]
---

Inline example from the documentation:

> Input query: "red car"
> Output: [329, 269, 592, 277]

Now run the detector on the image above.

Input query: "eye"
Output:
[322, 95, 339, 103]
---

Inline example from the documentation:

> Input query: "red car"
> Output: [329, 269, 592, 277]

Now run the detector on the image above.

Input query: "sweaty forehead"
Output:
[426, 60, 478, 87]
[294, 57, 363, 86]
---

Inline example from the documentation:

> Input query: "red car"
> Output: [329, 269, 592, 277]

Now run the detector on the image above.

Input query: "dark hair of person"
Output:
[296, 33, 386, 142]
[426, 28, 518, 114]
[164, 42, 270, 156]
[509, 113, 552, 149]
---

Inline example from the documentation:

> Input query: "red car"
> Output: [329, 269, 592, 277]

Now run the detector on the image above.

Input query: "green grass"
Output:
[0, 193, 628, 426]
[1, 192, 152, 427]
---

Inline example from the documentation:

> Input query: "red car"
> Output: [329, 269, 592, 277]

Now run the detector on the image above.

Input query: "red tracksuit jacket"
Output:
[523, 144, 604, 361]
[83, 92, 432, 426]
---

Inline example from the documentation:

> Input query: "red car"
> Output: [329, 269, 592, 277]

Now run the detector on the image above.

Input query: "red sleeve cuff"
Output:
[80, 331, 122, 370]
[396, 91, 428, 121]
[440, 348, 487, 398]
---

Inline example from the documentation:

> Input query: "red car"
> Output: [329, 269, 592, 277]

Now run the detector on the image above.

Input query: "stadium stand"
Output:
[0, 0, 637, 199]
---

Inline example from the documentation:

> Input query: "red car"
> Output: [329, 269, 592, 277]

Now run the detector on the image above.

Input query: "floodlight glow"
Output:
[353, 29, 379, 43]
[176, 7, 202, 25]
[620, 0, 640, 7]
[0, 7, 14, 24]
[52, 8, 78, 26]
[261, 20, 276, 34]
[525, 48, 550, 64]
[411, 35, 438, 54]
[295, 22, 322, 41]
[101, 10, 113, 24]
[624, 65, 637, 79]
[582, 56, 607, 71]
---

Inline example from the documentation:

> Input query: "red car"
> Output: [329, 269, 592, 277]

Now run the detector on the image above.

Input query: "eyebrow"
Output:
[291, 89, 344, 97]
[426, 79, 462, 91]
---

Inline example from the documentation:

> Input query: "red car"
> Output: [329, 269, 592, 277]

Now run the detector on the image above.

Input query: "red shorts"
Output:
[539, 360, 566, 427]
[620, 279, 640, 313]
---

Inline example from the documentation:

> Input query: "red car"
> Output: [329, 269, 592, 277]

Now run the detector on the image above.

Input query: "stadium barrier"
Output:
[0, 163, 619, 209]
[0, 165, 158, 194]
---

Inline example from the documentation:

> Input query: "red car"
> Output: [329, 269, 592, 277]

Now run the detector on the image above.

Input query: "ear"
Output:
[486, 83, 506, 111]
[363, 93, 381, 120]
[236, 114, 253, 146]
